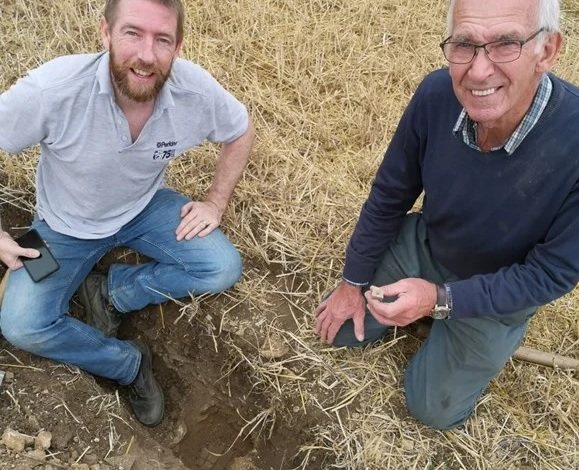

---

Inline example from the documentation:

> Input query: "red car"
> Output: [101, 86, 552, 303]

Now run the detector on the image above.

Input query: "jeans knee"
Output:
[404, 381, 471, 430]
[332, 314, 390, 348]
[1, 313, 45, 354]
[213, 250, 243, 291]
[189, 247, 242, 293]
[332, 325, 386, 348]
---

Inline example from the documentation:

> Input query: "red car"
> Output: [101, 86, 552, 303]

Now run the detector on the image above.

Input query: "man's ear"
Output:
[99, 16, 112, 50]
[174, 40, 184, 57]
[536, 32, 563, 73]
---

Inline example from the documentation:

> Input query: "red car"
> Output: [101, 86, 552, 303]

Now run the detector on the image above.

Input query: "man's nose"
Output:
[137, 37, 156, 64]
[467, 48, 495, 80]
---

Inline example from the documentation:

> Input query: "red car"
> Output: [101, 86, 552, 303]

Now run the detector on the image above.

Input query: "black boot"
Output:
[127, 341, 165, 427]
[78, 273, 122, 337]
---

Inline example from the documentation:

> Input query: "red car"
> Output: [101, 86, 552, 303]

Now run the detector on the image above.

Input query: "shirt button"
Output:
[121, 136, 127, 142]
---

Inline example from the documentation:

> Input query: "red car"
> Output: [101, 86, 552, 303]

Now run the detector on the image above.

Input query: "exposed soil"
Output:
[0, 203, 321, 470]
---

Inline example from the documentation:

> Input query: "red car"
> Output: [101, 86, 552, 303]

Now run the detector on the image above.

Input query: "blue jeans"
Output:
[0, 189, 242, 385]
[333, 214, 535, 430]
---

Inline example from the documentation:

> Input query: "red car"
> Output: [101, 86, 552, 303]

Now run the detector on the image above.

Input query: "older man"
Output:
[315, 0, 578, 429]
[0, 0, 254, 427]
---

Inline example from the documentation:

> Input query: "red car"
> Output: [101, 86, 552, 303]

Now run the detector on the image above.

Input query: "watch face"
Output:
[431, 307, 450, 320]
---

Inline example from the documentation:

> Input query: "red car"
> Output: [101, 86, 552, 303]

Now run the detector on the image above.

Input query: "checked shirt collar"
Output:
[453, 74, 552, 155]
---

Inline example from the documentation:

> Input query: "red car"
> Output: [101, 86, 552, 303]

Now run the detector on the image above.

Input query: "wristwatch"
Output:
[430, 284, 452, 320]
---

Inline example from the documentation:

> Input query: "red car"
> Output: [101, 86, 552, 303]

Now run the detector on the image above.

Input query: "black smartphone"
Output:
[16, 229, 60, 282]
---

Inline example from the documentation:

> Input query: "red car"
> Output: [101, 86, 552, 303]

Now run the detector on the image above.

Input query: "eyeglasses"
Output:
[440, 28, 545, 64]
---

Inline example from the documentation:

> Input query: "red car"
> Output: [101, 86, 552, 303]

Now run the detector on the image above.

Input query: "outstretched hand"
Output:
[0, 231, 40, 270]
[314, 281, 366, 344]
[176, 200, 223, 240]
[364, 278, 436, 327]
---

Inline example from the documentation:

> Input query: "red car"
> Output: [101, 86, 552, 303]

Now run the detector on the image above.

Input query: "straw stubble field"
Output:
[0, 0, 577, 469]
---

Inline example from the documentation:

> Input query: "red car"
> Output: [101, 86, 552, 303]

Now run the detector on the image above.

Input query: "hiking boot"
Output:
[127, 341, 164, 427]
[78, 273, 122, 337]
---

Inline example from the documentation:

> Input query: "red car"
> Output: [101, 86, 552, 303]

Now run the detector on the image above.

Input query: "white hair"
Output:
[446, 0, 561, 36]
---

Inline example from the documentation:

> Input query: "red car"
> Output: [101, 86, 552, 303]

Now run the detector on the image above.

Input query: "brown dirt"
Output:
[0, 203, 324, 470]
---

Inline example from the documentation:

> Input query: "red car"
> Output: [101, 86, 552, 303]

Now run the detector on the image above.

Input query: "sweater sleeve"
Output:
[449, 179, 579, 318]
[343, 87, 425, 284]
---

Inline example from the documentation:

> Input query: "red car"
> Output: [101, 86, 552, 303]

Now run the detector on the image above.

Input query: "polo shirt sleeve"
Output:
[0, 72, 47, 154]
[204, 74, 249, 145]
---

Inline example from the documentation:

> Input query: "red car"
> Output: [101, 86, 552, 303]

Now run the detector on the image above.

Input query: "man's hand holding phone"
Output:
[0, 230, 40, 270]
[0, 229, 59, 282]
[13, 230, 59, 282]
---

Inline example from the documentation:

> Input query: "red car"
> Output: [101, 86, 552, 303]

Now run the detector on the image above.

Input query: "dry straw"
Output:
[0, 0, 577, 469]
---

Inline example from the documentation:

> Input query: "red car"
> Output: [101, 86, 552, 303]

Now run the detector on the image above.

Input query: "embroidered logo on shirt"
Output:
[153, 149, 176, 160]
[153, 140, 178, 160]
[156, 140, 178, 148]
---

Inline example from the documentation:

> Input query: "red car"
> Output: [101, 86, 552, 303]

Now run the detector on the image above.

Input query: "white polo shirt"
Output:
[0, 52, 249, 238]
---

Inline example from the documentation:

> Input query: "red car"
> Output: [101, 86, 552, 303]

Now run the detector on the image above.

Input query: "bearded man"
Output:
[0, 0, 254, 427]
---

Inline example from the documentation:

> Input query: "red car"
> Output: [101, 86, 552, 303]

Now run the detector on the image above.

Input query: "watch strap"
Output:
[435, 284, 448, 307]
[431, 283, 452, 319]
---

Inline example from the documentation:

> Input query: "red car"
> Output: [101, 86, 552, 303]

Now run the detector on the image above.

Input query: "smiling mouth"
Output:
[131, 68, 154, 78]
[471, 87, 498, 97]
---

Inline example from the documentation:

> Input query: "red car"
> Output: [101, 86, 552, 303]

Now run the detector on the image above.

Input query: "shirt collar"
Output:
[96, 51, 175, 114]
[452, 74, 552, 155]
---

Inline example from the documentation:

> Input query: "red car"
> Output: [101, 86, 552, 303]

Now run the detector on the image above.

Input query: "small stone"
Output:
[26, 448, 46, 461]
[35, 431, 52, 450]
[2, 429, 26, 452]
[53, 429, 74, 450]
[71, 464, 90, 470]
[106, 454, 136, 469]
[258, 333, 290, 359]
[369, 285, 384, 300]
[227, 456, 258, 470]
[4, 371, 14, 383]
[170, 420, 188, 446]
[70, 449, 80, 462]
[83, 453, 98, 465]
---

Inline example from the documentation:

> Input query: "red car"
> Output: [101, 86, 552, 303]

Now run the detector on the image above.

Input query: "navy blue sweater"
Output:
[344, 69, 579, 319]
